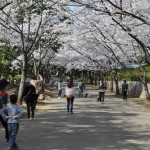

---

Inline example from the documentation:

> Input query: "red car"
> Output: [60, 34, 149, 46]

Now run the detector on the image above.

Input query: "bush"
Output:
[115, 66, 150, 83]
[146, 72, 150, 82]
[14, 75, 22, 80]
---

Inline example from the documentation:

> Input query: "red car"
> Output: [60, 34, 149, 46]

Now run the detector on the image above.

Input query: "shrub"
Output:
[14, 75, 22, 81]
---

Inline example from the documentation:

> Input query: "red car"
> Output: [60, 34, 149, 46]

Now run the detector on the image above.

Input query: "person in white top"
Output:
[65, 80, 75, 114]
[30, 74, 43, 94]
[30, 74, 43, 108]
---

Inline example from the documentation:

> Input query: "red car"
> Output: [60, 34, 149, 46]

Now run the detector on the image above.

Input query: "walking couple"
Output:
[22, 74, 43, 120]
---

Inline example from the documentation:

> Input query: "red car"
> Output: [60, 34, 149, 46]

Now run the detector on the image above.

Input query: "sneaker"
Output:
[13, 143, 18, 147]
[13, 143, 18, 149]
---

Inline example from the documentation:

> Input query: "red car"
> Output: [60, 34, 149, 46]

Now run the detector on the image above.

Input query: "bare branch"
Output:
[0, 2, 13, 10]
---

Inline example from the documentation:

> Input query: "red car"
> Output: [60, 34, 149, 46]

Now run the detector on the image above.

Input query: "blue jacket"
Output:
[0, 104, 24, 123]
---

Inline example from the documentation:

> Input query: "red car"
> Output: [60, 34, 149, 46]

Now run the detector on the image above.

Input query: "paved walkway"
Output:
[1, 83, 150, 150]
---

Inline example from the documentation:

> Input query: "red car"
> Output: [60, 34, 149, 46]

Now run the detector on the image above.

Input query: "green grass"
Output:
[117, 66, 150, 82]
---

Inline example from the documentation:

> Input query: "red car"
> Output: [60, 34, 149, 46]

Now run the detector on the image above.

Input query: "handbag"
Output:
[23, 90, 31, 102]
[66, 94, 73, 99]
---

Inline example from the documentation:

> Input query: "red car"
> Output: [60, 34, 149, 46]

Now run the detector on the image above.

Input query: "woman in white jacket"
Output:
[65, 80, 75, 114]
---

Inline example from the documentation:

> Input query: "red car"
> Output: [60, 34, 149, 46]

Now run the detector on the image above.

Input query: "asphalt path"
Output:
[1, 82, 150, 150]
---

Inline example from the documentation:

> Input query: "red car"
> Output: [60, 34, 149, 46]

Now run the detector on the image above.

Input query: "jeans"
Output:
[7, 123, 19, 150]
[79, 91, 83, 97]
[99, 92, 105, 102]
[26, 101, 35, 118]
[0, 115, 9, 142]
[67, 97, 74, 113]
[58, 89, 62, 97]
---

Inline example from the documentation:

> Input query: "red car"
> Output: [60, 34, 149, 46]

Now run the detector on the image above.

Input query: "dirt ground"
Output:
[7, 86, 150, 112]
[128, 98, 150, 108]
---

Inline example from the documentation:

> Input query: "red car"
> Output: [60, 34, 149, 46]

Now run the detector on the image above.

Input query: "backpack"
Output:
[22, 85, 36, 102]
[99, 83, 105, 89]
[78, 83, 85, 91]
[23, 90, 31, 102]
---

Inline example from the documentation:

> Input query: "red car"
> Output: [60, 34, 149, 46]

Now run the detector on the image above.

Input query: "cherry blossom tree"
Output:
[0, 0, 69, 101]
[58, 0, 150, 98]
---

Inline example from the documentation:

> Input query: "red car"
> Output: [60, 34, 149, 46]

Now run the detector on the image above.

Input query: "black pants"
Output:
[0, 115, 9, 142]
[58, 90, 62, 97]
[26, 101, 35, 118]
[123, 91, 127, 100]
[99, 92, 105, 102]
[67, 97, 74, 113]
[79, 91, 83, 97]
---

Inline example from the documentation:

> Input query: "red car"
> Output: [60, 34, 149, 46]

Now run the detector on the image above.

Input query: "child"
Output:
[0, 94, 24, 150]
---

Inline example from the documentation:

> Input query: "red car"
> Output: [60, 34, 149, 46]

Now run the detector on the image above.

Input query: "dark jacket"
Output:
[122, 83, 128, 92]
[98, 83, 106, 92]
[22, 84, 36, 102]
[0, 91, 8, 109]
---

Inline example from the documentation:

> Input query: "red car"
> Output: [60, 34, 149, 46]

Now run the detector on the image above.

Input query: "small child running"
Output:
[0, 94, 24, 150]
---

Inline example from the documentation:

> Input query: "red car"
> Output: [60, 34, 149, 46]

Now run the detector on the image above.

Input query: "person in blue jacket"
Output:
[98, 80, 106, 104]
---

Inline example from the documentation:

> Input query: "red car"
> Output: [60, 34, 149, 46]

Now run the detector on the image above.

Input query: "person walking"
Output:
[30, 74, 43, 103]
[0, 94, 24, 150]
[98, 80, 106, 104]
[78, 80, 85, 97]
[122, 80, 128, 101]
[57, 80, 62, 99]
[65, 80, 75, 114]
[49, 77, 55, 88]
[0, 79, 10, 143]
[22, 82, 36, 120]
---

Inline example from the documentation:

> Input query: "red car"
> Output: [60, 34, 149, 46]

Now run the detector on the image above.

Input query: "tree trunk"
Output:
[88, 71, 90, 83]
[98, 70, 101, 82]
[41, 72, 45, 93]
[18, 58, 27, 104]
[94, 72, 97, 85]
[114, 76, 119, 95]
[11, 74, 15, 88]
[33, 59, 37, 75]
[142, 82, 150, 100]
[110, 73, 113, 91]
[90, 72, 94, 84]
[141, 70, 150, 100]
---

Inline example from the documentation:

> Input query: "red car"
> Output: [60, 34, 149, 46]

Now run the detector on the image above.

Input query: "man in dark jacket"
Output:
[122, 80, 128, 101]
[22, 83, 36, 120]
[98, 80, 106, 104]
